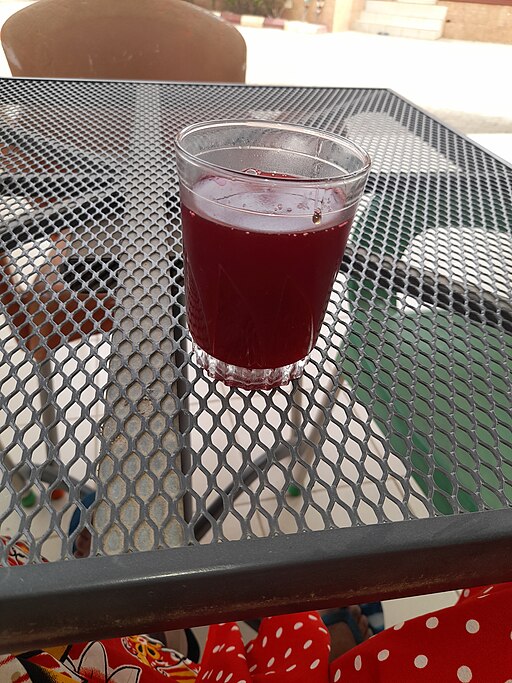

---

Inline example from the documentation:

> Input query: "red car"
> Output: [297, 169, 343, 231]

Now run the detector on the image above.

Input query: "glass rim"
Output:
[175, 119, 371, 185]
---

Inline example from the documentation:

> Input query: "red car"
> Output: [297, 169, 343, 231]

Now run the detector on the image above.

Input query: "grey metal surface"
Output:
[4, 508, 512, 653]
[94, 85, 184, 554]
[0, 80, 511, 645]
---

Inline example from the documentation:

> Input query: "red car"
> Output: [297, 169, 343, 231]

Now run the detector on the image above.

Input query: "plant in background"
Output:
[223, 0, 257, 13]
[223, 0, 288, 17]
[260, 0, 288, 17]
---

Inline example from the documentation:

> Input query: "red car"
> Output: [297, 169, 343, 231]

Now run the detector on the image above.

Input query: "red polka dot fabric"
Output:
[200, 613, 330, 682]
[198, 584, 512, 683]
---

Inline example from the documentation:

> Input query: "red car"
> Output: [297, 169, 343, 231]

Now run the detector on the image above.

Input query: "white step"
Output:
[358, 11, 444, 30]
[397, 0, 438, 4]
[365, 0, 447, 19]
[354, 19, 443, 39]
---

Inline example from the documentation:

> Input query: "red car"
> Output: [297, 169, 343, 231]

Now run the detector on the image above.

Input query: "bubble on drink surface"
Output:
[312, 209, 322, 225]
[243, 168, 261, 176]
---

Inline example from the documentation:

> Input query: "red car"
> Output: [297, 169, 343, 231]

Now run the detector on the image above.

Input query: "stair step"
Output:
[354, 19, 443, 38]
[358, 11, 444, 30]
[397, 0, 438, 5]
[365, 1, 447, 19]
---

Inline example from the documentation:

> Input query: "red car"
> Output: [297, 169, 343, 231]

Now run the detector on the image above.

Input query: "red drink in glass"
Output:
[175, 121, 370, 390]
[181, 176, 356, 371]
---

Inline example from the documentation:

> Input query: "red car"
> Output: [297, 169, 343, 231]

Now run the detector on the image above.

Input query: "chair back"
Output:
[1, 0, 246, 82]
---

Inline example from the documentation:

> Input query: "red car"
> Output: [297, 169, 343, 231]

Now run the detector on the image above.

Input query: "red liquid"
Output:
[181, 176, 355, 370]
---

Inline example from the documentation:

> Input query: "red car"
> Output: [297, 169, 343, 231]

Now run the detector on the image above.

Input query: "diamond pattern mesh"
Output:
[0, 80, 511, 565]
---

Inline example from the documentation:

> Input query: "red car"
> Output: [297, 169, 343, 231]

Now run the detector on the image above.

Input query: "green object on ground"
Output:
[343, 279, 512, 515]
[21, 490, 37, 508]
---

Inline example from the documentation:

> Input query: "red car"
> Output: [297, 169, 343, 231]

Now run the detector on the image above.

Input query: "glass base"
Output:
[193, 344, 306, 390]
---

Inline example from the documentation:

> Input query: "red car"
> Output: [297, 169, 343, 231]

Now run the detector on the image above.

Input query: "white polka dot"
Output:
[276, 627, 283, 639]
[483, 586, 494, 594]
[262, 636, 268, 647]
[237, 654, 245, 660]
[213, 645, 220, 653]
[249, 665, 257, 673]
[286, 665, 297, 672]
[477, 594, 489, 599]
[225, 675, 233, 683]
[319, 627, 328, 635]
[377, 649, 389, 661]
[294, 621, 303, 630]
[285, 647, 292, 659]
[226, 646, 235, 653]
[219, 644, 225, 652]
[265, 673, 274, 677]
[354, 655, 362, 671]
[236, 680, 247, 683]
[426, 617, 439, 629]
[267, 658, 275, 668]
[463, 589, 470, 597]
[308, 614, 318, 621]
[327, 645, 331, 652]
[510, 630, 512, 640]
[216, 671, 223, 681]
[304, 639, 313, 649]
[394, 622, 404, 630]
[466, 619, 479, 634]
[334, 671, 341, 682]
[231, 625, 238, 631]
[246, 643, 253, 653]
[414, 655, 428, 669]
[310, 659, 320, 670]
[457, 665, 473, 682]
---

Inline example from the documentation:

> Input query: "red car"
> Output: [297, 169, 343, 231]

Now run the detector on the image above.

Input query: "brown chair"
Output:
[0, 0, 246, 506]
[1, 0, 246, 82]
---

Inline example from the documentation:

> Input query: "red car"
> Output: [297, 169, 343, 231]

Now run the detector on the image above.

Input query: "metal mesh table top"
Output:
[0, 78, 511, 649]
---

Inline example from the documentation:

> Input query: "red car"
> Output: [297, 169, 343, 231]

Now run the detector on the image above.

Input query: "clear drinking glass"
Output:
[175, 121, 371, 390]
